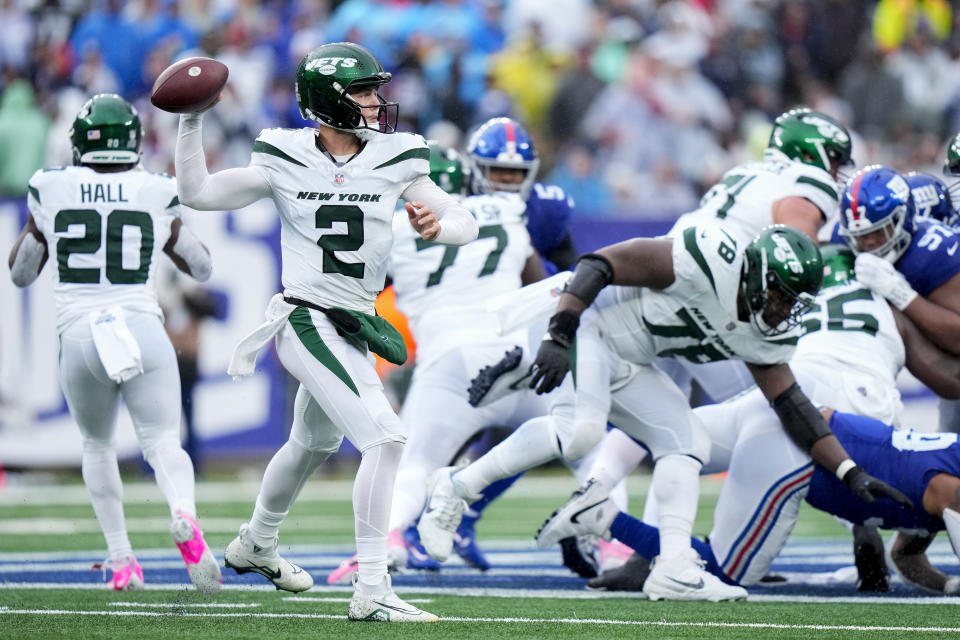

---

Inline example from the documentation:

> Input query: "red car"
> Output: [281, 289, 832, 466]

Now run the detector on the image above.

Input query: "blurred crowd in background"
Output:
[2, 0, 960, 219]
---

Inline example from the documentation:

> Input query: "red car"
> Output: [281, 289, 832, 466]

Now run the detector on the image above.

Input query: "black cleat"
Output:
[853, 524, 889, 592]
[467, 346, 526, 407]
[587, 552, 651, 591]
[559, 536, 599, 578]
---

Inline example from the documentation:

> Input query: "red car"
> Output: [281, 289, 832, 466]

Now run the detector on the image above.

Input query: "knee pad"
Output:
[82, 437, 114, 456]
[559, 418, 606, 462]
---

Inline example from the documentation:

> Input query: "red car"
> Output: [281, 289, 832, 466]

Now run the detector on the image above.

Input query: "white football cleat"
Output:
[642, 548, 748, 602]
[466, 346, 532, 407]
[224, 524, 313, 592]
[348, 575, 439, 622]
[536, 478, 616, 549]
[417, 467, 468, 562]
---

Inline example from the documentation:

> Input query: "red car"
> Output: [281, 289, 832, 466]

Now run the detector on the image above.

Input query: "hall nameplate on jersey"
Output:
[296, 191, 381, 203]
[80, 183, 128, 203]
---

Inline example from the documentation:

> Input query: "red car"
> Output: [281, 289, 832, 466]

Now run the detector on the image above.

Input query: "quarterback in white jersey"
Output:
[541, 245, 960, 591]
[8, 94, 220, 594]
[387, 174, 552, 568]
[173, 43, 476, 621]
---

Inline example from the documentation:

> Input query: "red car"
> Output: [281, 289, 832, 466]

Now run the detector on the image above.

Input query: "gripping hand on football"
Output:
[854, 253, 918, 311]
[843, 465, 913, 508]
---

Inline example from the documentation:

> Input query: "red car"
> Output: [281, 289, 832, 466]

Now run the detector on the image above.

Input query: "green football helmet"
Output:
[742, 225, 823, 336]
[295, 42, 398, 134]
[943, 131, 960, 177]
[69, 94, 142, 166]
[427, 141, 467, 196]
[767, 107, 852, 177]
[819, 244, 856, 289]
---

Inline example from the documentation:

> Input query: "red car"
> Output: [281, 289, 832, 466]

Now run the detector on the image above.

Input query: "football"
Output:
[150, 57, 228, 114]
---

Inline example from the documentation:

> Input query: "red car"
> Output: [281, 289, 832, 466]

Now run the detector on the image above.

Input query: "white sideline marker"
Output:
[1, 607, 960, 633]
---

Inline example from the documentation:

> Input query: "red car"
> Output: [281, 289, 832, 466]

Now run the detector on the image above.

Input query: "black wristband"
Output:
[547, 310, 580, 349]
[564, 254, 614, 307]
[770, 383, 833, 452]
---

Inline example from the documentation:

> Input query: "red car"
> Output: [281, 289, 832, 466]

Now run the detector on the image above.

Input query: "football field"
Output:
[2, 471, 959, 639]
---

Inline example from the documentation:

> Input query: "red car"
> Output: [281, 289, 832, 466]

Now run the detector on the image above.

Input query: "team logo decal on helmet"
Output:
[742, 225, 823, 336]
[767, 107, 852, 178]
[466, 117, 540, 200]
[295, 42, 398, 135]
[905, 171, 957, 227]
[839, 165, 916, 263]
[69, 94, 142, 166]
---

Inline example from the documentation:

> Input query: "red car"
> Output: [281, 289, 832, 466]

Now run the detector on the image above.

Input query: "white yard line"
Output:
[0, 607, 958, 632]
[281, 596, 433, 604]
[1, 583, 959, 604]
[109, 602, 260, 608]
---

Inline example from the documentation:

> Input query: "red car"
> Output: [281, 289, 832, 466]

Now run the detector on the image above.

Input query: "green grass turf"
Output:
[0, 588, 955, 639]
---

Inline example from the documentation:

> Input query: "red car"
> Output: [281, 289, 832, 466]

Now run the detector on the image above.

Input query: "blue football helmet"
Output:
[905, 171, 958, 226]
[839, 165, 916, 263]
[466, 117, 540, 199]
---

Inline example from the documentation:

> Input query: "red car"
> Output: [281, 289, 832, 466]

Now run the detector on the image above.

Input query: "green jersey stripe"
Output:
[767, 335, 800, 346]
[253, 140, 308, 167]
[167, 195, 179, 208]
[28, 185, 40, 204]
[796, 175, 838, 200]
[683, 227, 716, 294]
[373, 146, 430, 170]
[288, 307, 360, 396]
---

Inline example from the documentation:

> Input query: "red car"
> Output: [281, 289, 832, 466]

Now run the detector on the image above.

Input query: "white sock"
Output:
[453, 416, 561, 498]
[651, 454, 701, 560]
[248, 440, 329, 545]
[143, 441, 197, 518]
[588, 428, 648, 490]
[82, 443, 132, 558]
[354, 441, 403, 589]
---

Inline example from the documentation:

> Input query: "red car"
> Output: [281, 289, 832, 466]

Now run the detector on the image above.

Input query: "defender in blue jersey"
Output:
[836, 166, 960, 449]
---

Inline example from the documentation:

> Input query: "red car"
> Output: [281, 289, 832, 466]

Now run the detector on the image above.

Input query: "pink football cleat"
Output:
[92, 555, 144, 591]
[171, 511, 222, 594]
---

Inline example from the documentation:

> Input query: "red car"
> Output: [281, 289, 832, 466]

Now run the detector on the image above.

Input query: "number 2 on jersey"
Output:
[55, 209, 154, 284]
[415, 225, 508, 287]
[315, 205, 365, 278]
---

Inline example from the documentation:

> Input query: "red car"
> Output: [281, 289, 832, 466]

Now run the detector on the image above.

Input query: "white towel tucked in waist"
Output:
[89, 307, 143, 383]
[227, 293, 297, 379]
[485, 271, 572, 336]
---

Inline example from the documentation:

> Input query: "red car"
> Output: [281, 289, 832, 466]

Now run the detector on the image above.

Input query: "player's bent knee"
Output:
[560, 420, 606, 461]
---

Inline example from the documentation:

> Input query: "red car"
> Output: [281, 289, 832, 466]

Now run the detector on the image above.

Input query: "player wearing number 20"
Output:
[8, 94, 221, 593]
[174, 42, 477, 622]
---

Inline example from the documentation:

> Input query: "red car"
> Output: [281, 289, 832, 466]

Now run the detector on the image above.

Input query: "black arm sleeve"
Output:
[565, 253, 614, 307]
[770, 383, 833, 452]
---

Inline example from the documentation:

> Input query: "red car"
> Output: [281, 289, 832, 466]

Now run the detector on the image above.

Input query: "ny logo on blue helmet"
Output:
[905, 171, 958, 227]
[839, 165, 916, 263]
[466, 117, 540, 200]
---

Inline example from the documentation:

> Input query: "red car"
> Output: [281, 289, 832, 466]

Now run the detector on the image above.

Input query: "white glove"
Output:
[854, 253, 918, 310]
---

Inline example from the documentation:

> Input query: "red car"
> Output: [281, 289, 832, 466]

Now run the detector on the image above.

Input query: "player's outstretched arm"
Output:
[521, 253, 548, 286]
[771, 196, 823, 243]
[895, 305, 960, 398]
[749, 366, 913, 508]
[904, 271, 960, 356]
[8, 214, 48, 287]
[163, 218, 212, 282]
[175, 113, 271, 211]
[401, 175, 478, 244]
